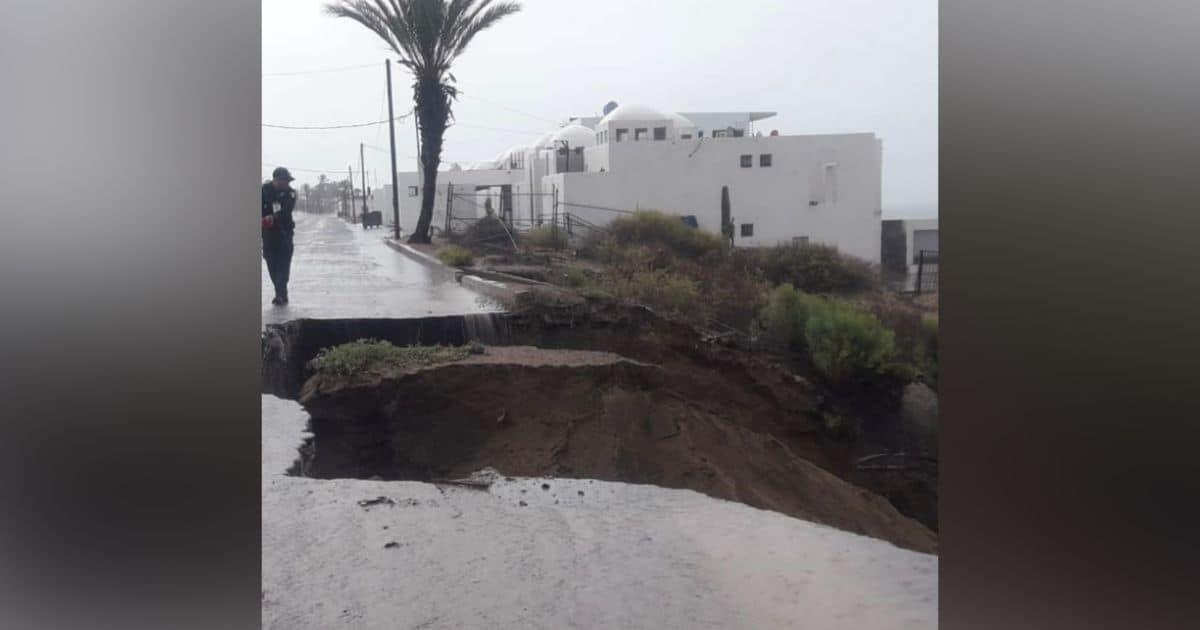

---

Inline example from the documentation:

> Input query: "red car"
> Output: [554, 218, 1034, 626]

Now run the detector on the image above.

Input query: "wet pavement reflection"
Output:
[262, 213, 499, 327]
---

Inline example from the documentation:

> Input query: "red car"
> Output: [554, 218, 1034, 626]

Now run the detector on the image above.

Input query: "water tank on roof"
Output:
[603, 101, 619, 116]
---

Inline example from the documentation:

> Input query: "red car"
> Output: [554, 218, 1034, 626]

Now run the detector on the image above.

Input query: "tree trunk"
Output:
[408, 78, 449, 244]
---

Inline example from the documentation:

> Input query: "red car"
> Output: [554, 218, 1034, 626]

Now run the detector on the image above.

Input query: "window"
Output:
[740, 154, 753, 168]
[634, 128, 648, 141]
[653, 127, 666, 140]
[697, 130, 704, 138]
[740, 223, 754, 237]
[713, 129, 728, 138]
[615, 128, 628, 142]
[680, 133, 692, 140]
[408, 186, 419, 197]
[824, 163, 839, 204]
[760, 154, 773, 167]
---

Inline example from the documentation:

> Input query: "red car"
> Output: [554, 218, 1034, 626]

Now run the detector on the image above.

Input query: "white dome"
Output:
[670, 112, 696, 131]
[596, 103, 668, 126]
[550, 124, 597, 148]
[533, 131, 556, 150]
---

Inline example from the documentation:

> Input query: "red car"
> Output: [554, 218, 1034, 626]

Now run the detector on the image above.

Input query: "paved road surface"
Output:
[262, 212, 497, 326]
[263, 396, 938, 629]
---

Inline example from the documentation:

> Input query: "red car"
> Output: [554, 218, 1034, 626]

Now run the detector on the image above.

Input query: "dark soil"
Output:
[297, 346, 937, 554]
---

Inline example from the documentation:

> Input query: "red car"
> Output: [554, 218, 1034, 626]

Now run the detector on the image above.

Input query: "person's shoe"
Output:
[271, 296, 283, 306]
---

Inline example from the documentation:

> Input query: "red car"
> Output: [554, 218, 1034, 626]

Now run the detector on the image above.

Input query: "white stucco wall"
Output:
[545, 132, 882, 263]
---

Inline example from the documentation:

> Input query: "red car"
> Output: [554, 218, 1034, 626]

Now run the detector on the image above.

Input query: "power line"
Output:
[262, 111, 412, 130]
[262, 63, 378, 77]
[263, 162, 352, 176]
[457, 90, 560, 125]
[451, 121, 544, 135]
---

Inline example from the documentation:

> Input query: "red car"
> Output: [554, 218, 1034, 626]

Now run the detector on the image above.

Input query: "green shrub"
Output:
[750, 242, 879, 294]
[524, 225, 568, 250]
[606, 211, 726, 260]
[915, 315, 939, 387]
[436, 245, 475, 267]
[759, 284, 827, 349]
[308, 340, 473, 376]
[613, 270, 705, 318]
[804, 301, 896, 386]
[562, 266, 590, 288]
[758, 285, 898, 385]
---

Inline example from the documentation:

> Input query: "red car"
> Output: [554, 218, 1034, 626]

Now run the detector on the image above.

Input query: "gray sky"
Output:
[263, 0, 937, 215]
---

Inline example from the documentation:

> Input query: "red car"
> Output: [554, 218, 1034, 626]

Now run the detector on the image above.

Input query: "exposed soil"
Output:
[504, 294, 939, 531]
[296, 346, 937, 554]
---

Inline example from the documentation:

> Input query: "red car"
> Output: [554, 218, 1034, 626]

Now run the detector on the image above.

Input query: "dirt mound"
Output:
[296, 347, 936, 553]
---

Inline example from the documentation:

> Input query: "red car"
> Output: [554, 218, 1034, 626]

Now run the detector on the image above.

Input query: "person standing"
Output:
[262, 167, 297, 305]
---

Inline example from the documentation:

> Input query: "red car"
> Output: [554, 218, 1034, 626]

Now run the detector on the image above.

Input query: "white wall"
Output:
[394, 168, 526, 234]
[546, 132, 882, 263]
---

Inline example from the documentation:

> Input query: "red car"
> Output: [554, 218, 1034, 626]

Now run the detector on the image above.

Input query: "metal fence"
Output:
[915, 249, 939, 295]
[443, 184, 640, 251]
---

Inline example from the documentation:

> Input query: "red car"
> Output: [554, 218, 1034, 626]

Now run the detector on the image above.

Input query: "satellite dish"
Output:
[770, 129, 780, 136]
[602, 101, 619, 116]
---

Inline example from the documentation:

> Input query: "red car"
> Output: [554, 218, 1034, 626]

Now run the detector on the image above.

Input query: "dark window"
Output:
[713, 129, 728, 138]
[615, 128, 628, 142]
[740, 223, 754, 237]
[653, 127, 666, 140]
[740, 154, 753, 168]
[697, 130, 704, 138]
[760, 154, 773, 167]
[680, 133, 692, 140]
[408, 186, 419, 197]
[634, 128, 648, 141]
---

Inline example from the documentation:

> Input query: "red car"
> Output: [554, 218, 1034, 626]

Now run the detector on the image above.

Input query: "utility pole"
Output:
[348, 166, 356, 222]
[386, 59, 401, 240]
[413, 98, 422, 230]
[359, 143, 368, 218]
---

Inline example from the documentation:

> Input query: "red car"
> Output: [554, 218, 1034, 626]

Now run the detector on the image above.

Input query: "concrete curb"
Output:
[384, 239, 529, 309]
[384, 239, 462, 283]
[467, 268, 558, 288]
[461, 274, 529, 310]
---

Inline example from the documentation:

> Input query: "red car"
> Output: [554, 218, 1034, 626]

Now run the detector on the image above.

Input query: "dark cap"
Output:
[271, 166, 295, 182]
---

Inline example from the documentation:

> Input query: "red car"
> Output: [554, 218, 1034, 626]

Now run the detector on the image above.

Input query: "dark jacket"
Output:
[261, 181, 296, 236]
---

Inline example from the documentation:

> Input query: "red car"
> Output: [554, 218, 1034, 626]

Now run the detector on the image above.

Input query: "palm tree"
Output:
[325, 0, 522, 244]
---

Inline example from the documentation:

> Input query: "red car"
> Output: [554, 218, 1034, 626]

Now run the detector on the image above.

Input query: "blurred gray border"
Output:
[0, 1, 261, 628]
[942, 1, 1200, 628]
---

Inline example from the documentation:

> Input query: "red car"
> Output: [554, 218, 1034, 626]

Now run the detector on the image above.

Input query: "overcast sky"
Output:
[263, 0, 937, 215]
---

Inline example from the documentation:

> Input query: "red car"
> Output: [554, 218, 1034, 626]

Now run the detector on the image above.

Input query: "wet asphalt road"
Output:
[262, 212, 498, 327]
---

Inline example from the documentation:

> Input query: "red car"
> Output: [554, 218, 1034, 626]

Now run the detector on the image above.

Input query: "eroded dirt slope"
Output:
[297, 346, 936, 553]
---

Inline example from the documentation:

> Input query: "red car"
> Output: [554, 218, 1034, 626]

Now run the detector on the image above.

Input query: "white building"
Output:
[394, 103, 883, 262]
